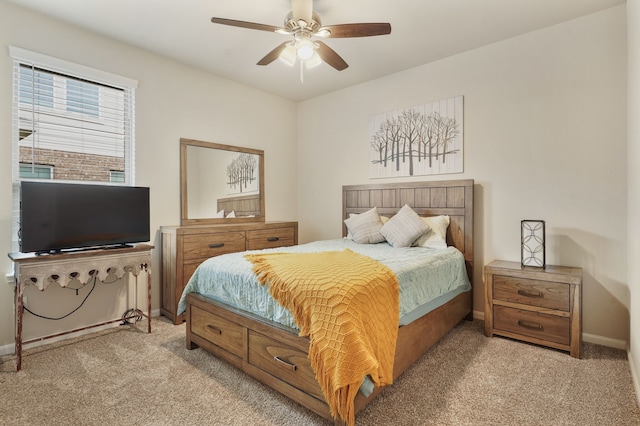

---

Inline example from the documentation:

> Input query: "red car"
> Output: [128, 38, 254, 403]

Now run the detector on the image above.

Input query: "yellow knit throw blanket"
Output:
[245, 249, 399, 426]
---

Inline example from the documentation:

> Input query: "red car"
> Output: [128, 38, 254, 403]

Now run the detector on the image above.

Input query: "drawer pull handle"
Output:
[517, 289, 543, 298]
[517, 320, 544, 331]
[208, 243, 225, 249]
[273, 356, 297, 371]
[267, 237, 280, 242]
[205, 325, 222, 335]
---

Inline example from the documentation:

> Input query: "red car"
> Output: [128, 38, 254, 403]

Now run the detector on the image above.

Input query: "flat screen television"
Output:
[20, 181, 150, 254]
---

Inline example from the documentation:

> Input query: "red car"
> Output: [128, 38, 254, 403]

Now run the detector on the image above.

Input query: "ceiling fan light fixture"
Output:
[279, 44, 297, 66]
[210, 0, 391, 74]
[295, 37, 316, 60]
[304, 51, 322, 69]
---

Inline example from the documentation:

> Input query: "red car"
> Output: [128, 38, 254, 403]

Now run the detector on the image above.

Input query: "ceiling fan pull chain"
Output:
[299, 61, 304, 83]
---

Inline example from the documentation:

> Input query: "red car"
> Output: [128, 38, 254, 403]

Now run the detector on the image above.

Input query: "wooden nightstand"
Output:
[484, 260, 582, 358]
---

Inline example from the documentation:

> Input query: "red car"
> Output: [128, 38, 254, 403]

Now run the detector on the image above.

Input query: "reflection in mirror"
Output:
[180, 138, 265, 225]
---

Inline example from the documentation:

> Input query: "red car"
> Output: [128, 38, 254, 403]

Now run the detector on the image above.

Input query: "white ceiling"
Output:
[7, 0, 625, 102]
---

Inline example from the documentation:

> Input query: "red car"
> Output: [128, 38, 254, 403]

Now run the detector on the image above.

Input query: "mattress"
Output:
[177, 238, 471, 328]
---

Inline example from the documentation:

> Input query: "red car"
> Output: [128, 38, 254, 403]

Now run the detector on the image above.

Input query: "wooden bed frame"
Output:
[185, 179, 474, 425]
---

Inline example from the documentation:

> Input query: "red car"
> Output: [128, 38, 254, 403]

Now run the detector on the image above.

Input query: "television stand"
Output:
[8, 244, 153, 371]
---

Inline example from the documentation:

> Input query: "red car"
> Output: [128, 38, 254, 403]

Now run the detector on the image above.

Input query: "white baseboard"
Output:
[583, 332, 627, 350]
[0, 309, 161, 357]
[628, 350, 640, 409]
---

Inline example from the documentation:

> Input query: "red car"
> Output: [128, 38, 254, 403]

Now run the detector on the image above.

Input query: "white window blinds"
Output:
[10, 46, 137, 185]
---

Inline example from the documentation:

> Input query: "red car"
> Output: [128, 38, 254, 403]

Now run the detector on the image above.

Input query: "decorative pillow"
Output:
[343, 207, 385, 244]
[215, 209, 225, 218]
[345, 215, 389, 240]
[225, 210, 236, 218]
[414, 215, 450, 249]
[381, 204, 430, 247]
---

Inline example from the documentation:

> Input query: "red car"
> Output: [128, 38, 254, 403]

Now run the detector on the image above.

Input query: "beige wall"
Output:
[627, 0, 640, 400]
[0, 2, 298, 351]
[297, 6, 628, 345]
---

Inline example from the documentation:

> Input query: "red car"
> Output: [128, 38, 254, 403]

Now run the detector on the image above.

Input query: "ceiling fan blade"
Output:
[291, 0, 312, 23]
[211, 17, 282, 33]
[257, 42, 290, 66]
[315, 41, 348, 71]
[323, 23, 391, 38]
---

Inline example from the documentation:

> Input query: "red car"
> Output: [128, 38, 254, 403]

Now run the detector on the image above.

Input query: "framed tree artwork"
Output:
[226, 152, 259, 195]
[369, 96, 463, 178]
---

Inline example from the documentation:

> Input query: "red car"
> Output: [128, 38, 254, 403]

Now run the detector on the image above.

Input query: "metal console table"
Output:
[8, 244, 153, 371]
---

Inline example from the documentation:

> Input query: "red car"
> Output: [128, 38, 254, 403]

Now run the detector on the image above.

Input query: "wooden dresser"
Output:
[161, 221, 298, 324]
[484, 260, 582, 358]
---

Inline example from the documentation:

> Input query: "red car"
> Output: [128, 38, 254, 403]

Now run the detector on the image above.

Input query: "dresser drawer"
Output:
[247, 227, 295, 250]
[493, 275, 570, 311]
[183, 231, 245, 261]
[191, 306, 246, 358]
[183, 261, 201, 288]
[248, 330, 323, 400]
[493, 305, 570, 346]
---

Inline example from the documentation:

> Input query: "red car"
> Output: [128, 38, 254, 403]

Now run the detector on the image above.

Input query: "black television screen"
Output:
[20, 181, 150, 254]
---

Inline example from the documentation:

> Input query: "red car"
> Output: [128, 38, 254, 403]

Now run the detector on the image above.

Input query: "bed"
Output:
[180, 179, 474, 425]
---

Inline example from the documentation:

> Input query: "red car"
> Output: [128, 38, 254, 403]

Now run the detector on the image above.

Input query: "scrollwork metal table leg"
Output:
[14, 279, 26, 371]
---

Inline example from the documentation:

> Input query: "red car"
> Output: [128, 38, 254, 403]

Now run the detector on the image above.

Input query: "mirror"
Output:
[180, 138, 265, 225]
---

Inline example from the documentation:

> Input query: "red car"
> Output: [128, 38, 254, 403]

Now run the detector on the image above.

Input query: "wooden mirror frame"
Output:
[180, 138, 265, 225]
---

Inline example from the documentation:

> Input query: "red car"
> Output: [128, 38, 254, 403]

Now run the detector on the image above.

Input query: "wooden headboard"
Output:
[342, 179, 474, 286]
[216, 193, 261, 218]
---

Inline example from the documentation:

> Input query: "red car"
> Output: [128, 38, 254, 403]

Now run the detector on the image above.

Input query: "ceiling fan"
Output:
[210, 0, 391, 74]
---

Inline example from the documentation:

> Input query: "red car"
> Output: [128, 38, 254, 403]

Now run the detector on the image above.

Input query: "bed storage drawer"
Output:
[246, 227, 296, 250]
[183, 231, 246, 260]
[248, 330, 324, 400]
[493, 275, 569, 311]
[191, 306, 246, 358]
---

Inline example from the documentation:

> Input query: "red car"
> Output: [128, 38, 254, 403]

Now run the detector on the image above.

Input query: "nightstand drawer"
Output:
[493, 275, 570, 311]
[493, 305, 570, 346]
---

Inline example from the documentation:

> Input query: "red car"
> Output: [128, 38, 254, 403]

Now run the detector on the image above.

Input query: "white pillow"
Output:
[414, 215, 450, 249]
[215, 209, 225, 218]
[343, 207, 385, 244]
[381, 205, 430, 248]
[225, 210, 236, 218]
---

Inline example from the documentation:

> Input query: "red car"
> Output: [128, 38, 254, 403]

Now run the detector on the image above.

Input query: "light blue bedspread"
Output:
[177, 239, 471, 329]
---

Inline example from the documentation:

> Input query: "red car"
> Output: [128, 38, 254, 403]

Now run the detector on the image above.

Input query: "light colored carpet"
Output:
[1, 317, 639, 425]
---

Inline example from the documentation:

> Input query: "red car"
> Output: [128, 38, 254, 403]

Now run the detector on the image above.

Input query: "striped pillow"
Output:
[343, 207, 385, 244]
[381, 204, 430, 247]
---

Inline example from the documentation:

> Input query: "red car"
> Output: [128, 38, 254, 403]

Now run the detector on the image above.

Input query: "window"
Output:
[18, 66, 53, 108]
[110, 170, 125, 183]
[19, 163, 52, 179]
[66, 78, 99, 117]
[11, 47, 138, 251]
